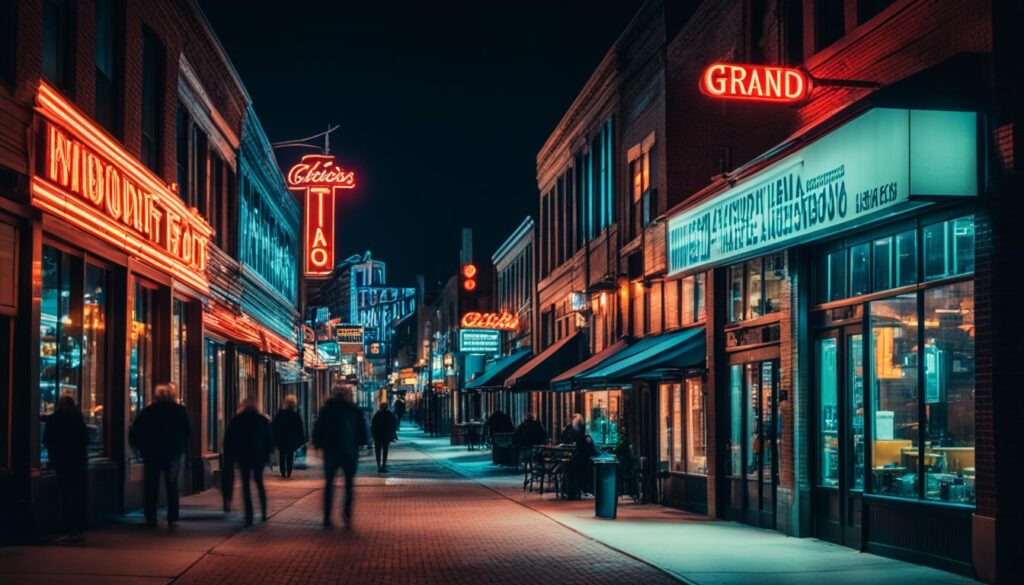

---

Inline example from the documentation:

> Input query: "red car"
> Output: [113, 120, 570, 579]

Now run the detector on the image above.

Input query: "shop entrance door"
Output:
[814, 327, 864, 547]
[725, 359, 780, 529]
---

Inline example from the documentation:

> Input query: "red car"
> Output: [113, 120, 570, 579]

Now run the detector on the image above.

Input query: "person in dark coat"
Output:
[393, 399, 406, 427]
[312, 383, 367, 528]
[560, 413, 585, 445]
[484, 409, 514, 444]
[513, 412, 548, 450]
[271, 395, 305, 479]
[129, 383, 191, 527]
[370, 402, 398, 472]
[224, 398, 273, 525]
[42, 395, 89, 543]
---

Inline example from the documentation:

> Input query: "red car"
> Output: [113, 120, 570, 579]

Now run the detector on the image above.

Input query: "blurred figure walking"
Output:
[312, 383, 367, 528]
[371, 402, 398, 472]
[393, 398, 406, 428]
[272, 395, 306, 478]
[42, 395, 89, 543]
[130, 383, 191, 527]
[225, 398, 273, 526]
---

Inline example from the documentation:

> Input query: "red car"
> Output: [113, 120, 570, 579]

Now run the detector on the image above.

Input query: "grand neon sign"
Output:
[461, 311, 519, 331]
[700, 63, 811, 103]
[287, 154, 356, 276]
[30, 82, 212, 292]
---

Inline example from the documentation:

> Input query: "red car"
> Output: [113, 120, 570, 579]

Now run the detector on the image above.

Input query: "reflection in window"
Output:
[584, 389, 621, 446]
[850, 243, 870, 297]
[729, 365, 743, 476]
[924, 282, 974, 504]
[870, 294, 919, 498]
[206, 339, 225, 452]
[763, 253, 785, 313]
[686, 377, 707, 475]
[895, 230, 917, 287]
[694, 272, 707, 321]
[746, 363, 759, 477]
[130, 283, 154, 423]
[172, 299, 188, 400]
[82, 265, 107, 457]
[818, 337, 839, 487]
[658, 384, 671, 464]
[728, 265, 744, 323]
[39, 246, 79, 462]
[746, 260, 763, 320]
[924, 216, 974, 281]
[672, 383, 682, 470]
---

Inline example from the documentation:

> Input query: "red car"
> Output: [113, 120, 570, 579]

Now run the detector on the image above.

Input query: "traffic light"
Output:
[462, 263, 477, 291]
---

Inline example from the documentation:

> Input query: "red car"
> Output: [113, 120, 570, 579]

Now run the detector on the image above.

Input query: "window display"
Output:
[584, 389, 621, 446]
[686, 377, 707, 474]
[130, 282, 154, 423]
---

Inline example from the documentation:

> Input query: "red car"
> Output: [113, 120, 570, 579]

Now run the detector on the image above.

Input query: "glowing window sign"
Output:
[288, 154, 356, 276]
[459, 328, 501, 354]
[461, 311, 519, 331]
[700, 63, 811, 103]
[30, 82, 213, 293]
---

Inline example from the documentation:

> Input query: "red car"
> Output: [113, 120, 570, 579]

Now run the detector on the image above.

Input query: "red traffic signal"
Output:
[462, 263, 477, 291]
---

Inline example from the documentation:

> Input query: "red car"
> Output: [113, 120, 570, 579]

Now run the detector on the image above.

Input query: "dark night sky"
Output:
[199, 0, 644, 288]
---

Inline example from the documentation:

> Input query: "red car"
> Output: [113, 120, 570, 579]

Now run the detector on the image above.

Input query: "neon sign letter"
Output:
[700, 63, 811, 103]
[460, 311, 519, 331]
[287, 154, 356, 277]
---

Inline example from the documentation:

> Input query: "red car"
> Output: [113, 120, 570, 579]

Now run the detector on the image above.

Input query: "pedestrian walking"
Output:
[393, 398, 406, 428]
[271, 395, 306, 479]
[312, 383, 367, 528]
[224, 398, 273, 526]
[42, 395, 89, 543]
[129, 383, 191, 527]
[371, 402, 398, 472]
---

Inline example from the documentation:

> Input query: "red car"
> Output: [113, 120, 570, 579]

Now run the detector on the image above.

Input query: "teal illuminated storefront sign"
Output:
[459, 328, 501, 354]
[667, 108, 978, 275]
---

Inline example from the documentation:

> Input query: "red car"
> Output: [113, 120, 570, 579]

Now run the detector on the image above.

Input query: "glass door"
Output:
[725, 359, 780, 529]
[814, 326, 864, 547]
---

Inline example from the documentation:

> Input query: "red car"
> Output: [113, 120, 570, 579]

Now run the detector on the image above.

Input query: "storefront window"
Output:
[818, 337, 839, 487]
[895, 230, 917, 287]
[729, 364, 743, 476]
[82, 265, 107, 457]
[584, 389, 621, 446]
[172, 299, 188, 402]
[746, 363, 759, 477]
[870, 294, 919, 498]
[659, 384, 671, 464]
[850, 243, 870, 297]
[130, 282, 155, 422]
[238, 352, 259, 403]
[763, 253, 785, 313]
[672, 384, 682, 470]
[39, 247, 109, 461]
[686, 377, 707, 475]
[923, 282, 974, 504]
[694, 272, 707, 321]
[873, 237, 892, 292]
[924, 216, 974, 281]
[746, 260, 763, 320]
[206, 339, 225, 452]
[849, 334, 865, 490]
[728, 264, 744, 322]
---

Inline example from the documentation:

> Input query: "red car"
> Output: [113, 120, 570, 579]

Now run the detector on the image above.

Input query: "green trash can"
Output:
[593, 457, 618, 519]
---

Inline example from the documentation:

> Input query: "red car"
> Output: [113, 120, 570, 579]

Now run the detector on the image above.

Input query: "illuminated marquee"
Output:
[700, 63, 811, 103]
[30, 82, 212, 293]
[461, 311, 519, 331]
[287, 154, 356, 276]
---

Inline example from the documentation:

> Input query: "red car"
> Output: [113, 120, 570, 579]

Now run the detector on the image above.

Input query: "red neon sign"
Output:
[30, 82, 212, 293]
[288, 154, 356, 277]
[699, 63, 811, 103]
[461, 311, 519, 331]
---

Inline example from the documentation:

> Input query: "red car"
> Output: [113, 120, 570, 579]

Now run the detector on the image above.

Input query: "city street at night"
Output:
[1, 0, 1023, 583]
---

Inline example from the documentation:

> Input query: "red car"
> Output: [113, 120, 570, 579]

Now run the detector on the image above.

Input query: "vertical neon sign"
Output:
[287, 154, 355, 276]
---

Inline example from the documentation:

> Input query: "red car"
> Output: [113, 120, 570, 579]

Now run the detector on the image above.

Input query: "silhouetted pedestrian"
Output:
[42, 395, 89, 543]
[393, 399, 406, 427]
[225, 398, 273, 526]
[129, 383, 191, 527]
[272, 395, 306, 478]
[484, 409, 514, 444]
[371, 402, 398, 472]
[312, 383, 367, 528]
[514, 412, 547, 450]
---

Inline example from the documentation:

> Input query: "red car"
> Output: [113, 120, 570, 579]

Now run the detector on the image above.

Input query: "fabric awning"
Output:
[550, 338, 630, 392]
[574, 328, 705, 389]
[504, 331, 582, 391]
[465, 348, 532, 390]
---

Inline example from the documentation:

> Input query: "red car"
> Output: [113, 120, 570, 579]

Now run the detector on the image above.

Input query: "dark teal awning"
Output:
[504, 331, 582, 391]
[465, 348, 532, 390]
[574, 328, 705, 388]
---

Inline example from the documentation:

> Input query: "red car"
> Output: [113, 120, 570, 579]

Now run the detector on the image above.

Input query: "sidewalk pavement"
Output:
[408, 427, 978, 585]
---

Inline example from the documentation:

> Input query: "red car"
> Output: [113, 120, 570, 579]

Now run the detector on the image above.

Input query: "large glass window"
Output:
[746, 260, 763, 320]
[39, 247, 108, 461]
[658, 384, 671, 464]
[584, 389, 621, 446]
[849, 243, 870, 297]
[729, 364, 743, 476]
[728, 255, 785, 322]
[686, 377, 707, 474]
[205, 339, 225, 452]
[130, 282, 154, 422]
[923, 282, 974, 504]
[728, 264, 744, 322]
[924, 216, 975, 281]
[870, 294, 919, 498]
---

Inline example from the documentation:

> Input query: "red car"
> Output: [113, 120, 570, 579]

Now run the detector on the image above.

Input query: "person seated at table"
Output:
[514, 413, 548, 460]
[484, 409, 514, 445]
[573, 434, 601, 495]
[560, 413, 585, 445]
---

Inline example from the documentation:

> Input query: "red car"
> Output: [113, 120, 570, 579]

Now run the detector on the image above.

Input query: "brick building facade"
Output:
[0, 0, 303, 540]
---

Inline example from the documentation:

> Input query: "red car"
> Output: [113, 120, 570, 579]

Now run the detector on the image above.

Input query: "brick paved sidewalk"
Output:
[0, 435, 679, 585]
